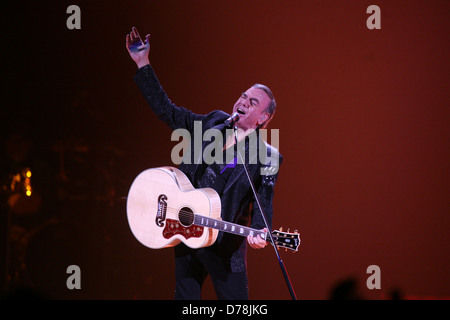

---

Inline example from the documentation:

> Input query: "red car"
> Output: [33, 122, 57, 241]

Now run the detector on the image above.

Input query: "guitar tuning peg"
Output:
[287, 228, 290, 233]
[279, 227, 283, 232]
[294, 229, 298, 234]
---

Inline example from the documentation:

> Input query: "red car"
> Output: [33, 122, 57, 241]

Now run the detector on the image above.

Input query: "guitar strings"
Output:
[159, 205, 298, 242]
[163, 206, 258, 232]
[160, 207, 297, 246]
[164, 207, 204, 218]
[164, 207, 230, 225]
[162, 207, 275, 238]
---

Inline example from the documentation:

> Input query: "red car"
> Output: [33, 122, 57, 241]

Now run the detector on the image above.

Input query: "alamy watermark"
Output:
[366, 265, 381, 290]
[67, 5, 380, 31]
[171, 121, 280, 176]
[66, 265, 81, 290]
[366, 5, 381, 30]
[66, 5, 81, 30]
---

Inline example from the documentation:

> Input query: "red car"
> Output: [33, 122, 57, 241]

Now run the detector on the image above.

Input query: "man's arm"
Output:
[125, 27, 204, 131]
[247, 150, 283, 249]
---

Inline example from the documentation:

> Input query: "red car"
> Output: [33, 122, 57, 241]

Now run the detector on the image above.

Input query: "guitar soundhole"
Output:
[178, 207, 194, 227]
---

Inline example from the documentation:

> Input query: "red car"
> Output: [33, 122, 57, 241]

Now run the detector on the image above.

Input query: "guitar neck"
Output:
[193, 215, 269, 242]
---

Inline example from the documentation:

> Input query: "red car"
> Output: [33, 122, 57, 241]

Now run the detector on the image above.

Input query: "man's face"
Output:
[232, 87, 271, 131]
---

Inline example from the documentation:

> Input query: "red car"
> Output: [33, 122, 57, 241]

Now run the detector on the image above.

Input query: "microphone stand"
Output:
[233, 126, 297, 300]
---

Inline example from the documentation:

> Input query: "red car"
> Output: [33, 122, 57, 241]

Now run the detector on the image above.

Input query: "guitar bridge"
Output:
[155, 194, 167, 227]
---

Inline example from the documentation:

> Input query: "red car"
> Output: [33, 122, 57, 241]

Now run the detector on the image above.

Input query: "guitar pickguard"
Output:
[163, 219, 204, 240]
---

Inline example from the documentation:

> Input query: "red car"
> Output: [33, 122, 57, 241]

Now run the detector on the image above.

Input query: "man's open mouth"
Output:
[237, 107, 246, 115]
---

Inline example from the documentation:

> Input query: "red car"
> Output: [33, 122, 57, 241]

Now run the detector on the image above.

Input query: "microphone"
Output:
[224, 112, 240, 127]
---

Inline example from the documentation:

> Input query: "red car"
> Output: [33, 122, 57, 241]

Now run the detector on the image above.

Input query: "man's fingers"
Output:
[248, 229, 269, 248]
[248, 235, 256, 248]
[132, 26, 138, 36]
[256, 234, 268, 248]
[248, 234, 266, 249]
[132, 26, 142, 43]
[256, 235, 267, 248]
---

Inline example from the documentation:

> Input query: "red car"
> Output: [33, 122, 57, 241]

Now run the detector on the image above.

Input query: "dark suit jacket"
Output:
[134, 65, 283, 272]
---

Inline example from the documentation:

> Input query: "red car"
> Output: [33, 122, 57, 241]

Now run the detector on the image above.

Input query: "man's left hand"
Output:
[247, 228, 268, 249]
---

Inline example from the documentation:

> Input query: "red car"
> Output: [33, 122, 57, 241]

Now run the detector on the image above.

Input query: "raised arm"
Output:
[125, 27, 207, 132]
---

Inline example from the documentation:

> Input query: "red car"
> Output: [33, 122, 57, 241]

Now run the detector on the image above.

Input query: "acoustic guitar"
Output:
[126, 167, 300, 252]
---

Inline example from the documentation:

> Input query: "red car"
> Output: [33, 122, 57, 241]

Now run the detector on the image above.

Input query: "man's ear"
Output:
[258, 112, 271, 127]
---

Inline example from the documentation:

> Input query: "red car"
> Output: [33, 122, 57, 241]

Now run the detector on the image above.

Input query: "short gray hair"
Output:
[252, 83, 276, 128]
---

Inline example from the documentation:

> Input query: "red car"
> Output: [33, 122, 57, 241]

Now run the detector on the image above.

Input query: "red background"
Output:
[1, 0, 449, 299]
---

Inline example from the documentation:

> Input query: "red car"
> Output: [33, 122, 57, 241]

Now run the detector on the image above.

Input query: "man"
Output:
[125, 27, 282, 300]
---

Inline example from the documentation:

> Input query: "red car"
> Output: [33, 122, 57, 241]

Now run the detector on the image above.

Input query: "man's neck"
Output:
[223, 127, 256, 151]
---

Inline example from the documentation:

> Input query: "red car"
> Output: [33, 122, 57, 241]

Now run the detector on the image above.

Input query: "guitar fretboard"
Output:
[193, 215, 268, 241]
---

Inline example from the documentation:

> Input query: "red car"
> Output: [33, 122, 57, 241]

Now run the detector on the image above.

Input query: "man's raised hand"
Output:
[126, 27, 150, 68]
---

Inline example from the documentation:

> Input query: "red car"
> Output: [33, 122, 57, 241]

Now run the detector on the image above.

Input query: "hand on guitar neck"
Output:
[247, 227, 268, 249]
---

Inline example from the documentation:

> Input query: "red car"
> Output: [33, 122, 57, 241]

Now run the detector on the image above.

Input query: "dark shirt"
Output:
[195, 129, 237, 196]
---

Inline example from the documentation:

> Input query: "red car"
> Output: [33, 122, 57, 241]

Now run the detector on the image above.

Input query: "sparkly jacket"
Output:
[134, 65, 282, 272]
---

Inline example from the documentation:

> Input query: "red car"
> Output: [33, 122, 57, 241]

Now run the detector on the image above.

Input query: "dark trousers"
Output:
[174, 244, 248, 300]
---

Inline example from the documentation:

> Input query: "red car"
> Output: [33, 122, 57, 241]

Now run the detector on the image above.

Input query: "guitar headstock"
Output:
[271, 227, 301, 252]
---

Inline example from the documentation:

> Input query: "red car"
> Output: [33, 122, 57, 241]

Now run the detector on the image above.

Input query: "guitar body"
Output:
[126, 167, 221, 249]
